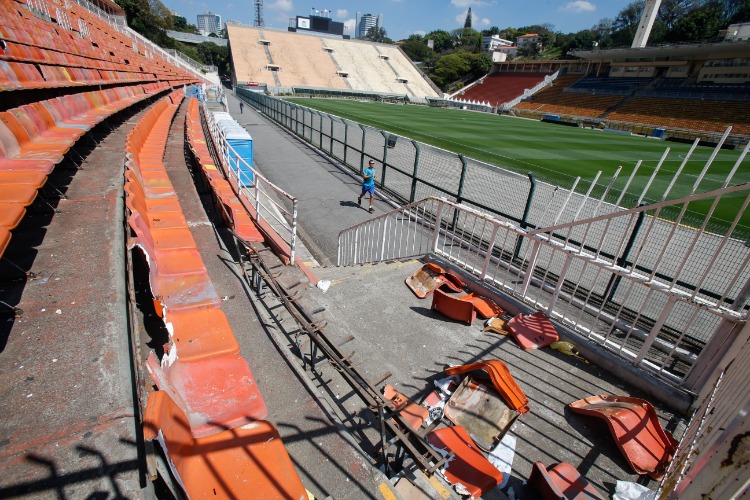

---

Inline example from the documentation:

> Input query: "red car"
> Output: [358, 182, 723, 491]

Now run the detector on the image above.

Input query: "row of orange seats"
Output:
[1, 1, 195, 84]
[185, 99, 264, 244]
[0, 82, 173, 262]
[0, 60, 163, 91]
[124, 92, 306, 498]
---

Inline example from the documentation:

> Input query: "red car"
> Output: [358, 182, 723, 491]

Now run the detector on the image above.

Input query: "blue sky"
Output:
[163, 0, 630, 41]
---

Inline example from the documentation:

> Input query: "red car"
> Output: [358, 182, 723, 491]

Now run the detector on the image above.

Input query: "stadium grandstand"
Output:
[226, 23, 442, 102]
[2, 0, 750, 498]
[450, 38, 750, 145]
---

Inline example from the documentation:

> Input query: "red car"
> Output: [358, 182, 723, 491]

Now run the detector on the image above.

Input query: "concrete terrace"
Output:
[0, 83, 688, 498]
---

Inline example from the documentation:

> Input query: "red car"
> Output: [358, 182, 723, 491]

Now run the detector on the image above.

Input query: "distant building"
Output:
[482, 35, 513, 53]
[725, 22, 750, 42]
[516, 33, 541, 51]
[492, 46, 518, 62]
[197, 12, 221, 37]
[355, 12, 382, 38]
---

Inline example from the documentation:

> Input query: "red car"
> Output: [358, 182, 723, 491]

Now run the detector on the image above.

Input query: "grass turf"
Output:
[285, 98, 749, 231]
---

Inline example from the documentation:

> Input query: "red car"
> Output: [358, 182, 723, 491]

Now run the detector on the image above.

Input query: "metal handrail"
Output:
[337, 167, 750, 391]
[201, 102, 299, 264]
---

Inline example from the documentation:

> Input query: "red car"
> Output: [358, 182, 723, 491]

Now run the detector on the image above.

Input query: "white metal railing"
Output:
[502, 70, 559, 111]
[201, 103, 299, 264]
[337, 134, 750, 392]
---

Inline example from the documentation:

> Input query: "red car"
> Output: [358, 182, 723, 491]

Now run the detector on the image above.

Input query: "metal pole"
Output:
[359, 124, 367, 174]
[410, 141, 420, 203]
[513, 173, 536, 260]
[289, 199, 298, 265]
[380, 131, 389, 187]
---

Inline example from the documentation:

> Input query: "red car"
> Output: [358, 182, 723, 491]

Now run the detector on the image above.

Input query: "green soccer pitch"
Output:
[285, 98, 749, 232]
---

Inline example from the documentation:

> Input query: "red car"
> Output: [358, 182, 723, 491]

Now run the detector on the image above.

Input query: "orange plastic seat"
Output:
[445, 359, 530, 414]
[146, 352, 268, 438]
[432, 289, 476, 325]
[383, 384, 428, 431]
[0, 227, 10, 258]
[0, 170, 47, 188]
[0, 184, 38, 205]
[506, 311, 559, 350]
[163, 308, 241, 363]
[0, 202, 26, 230]
[425, 425, 504, 498]
[143, 391, 306, 499]
[569, 395, 678, 479]
[528, 462, 606, 500]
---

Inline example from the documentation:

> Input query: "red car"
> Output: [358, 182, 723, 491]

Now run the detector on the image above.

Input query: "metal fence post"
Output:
[329, 116, 335, 155]
[359, 124, 367, 174]
[452, 155, 468, 228]
[513, 173, 536, 261]
[343, 120, 349, 165]
[317, 111, 323, 148]
[410, 141, 420, 203]
[380, 131, 389, 187]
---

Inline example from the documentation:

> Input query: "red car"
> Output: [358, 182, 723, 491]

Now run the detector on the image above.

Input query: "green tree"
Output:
[481, 26, 502, 36]
[666, 4, 724, 41]
[401, 40, 431, 61]
[452, 28, 482, 52]
[425, 30, 454, 53]
[468, 52, 492, 74]
[464, 8, 472, 29]
[431, 52, 470, 90]
[364, 26, 390, 43]
[172, 15, 198, 33]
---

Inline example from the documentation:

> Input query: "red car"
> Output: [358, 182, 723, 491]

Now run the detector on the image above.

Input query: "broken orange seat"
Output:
[528, 462, 606, 500]
[383, 384, 428, 431]
[446, 360, 530, 414]
[568, 395, 678, 479]
[146, 352, 268, 438]
[406, 262, 463, 298]
[459, 293, 504, 319]
[124, 177, 182, 214]
[143, 391, 307, 499]
[506, 311, 559, 350]
[432, 289, 476, 325]
[163, 308, 240, 363]
[425, 425, 504, 498]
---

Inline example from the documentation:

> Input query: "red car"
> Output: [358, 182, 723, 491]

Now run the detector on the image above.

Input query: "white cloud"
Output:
[344, 18, 356, 36]
[451, 0, 493, 7]
[455, 10, 486, 26]
[560, 0, 596, 12]
[268, 0, 293, 12]
[336, 9, 348, 19]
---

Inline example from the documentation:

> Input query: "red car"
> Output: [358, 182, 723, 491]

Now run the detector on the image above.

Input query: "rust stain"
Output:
[720, 431, 750, 468]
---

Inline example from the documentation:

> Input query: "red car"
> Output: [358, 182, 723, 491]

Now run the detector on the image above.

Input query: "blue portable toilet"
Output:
[213, 112, 254, 187]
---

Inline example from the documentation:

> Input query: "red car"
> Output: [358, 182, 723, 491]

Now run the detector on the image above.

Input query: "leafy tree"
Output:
[481, 26, 502, 36]
[468, 52, 492, 74]
[431, 52, 470, 90]
[425, 30, 454, 53]
[172, 15, 198, 34]
[452, 28, 482, 52]
[464, 8, 472, 29]
[401, 40, 431, 61]
[666, 4, 724, 41]
[406, 34, 424, 42]
[364, 26, 390, 43]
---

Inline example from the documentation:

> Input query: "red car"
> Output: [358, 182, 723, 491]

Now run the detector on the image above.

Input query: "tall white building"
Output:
[197, 11, 222, 36]
[355, 12, 382, 38]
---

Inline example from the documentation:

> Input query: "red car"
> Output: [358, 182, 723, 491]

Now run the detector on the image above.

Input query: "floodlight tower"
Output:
[254, 0, 264, 27]
[631, 0, 662, 48]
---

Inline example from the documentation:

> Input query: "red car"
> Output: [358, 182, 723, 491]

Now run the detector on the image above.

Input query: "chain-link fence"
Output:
[238, 90, 750, 325]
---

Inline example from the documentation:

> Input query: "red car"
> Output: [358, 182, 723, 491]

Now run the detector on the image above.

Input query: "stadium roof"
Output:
[571, 40, 750, 60]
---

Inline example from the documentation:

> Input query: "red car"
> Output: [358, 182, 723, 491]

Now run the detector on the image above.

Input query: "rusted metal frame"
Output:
[243, 241, 446, 472]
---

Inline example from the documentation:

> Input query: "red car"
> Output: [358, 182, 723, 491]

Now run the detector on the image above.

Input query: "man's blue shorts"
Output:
[361, 184, 375, 195]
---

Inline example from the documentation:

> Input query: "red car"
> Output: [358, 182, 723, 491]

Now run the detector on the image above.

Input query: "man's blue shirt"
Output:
[363, 167, 375, 187]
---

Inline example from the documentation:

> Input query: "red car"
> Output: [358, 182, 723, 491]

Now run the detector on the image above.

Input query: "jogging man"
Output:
[358, 160, 376, 213]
